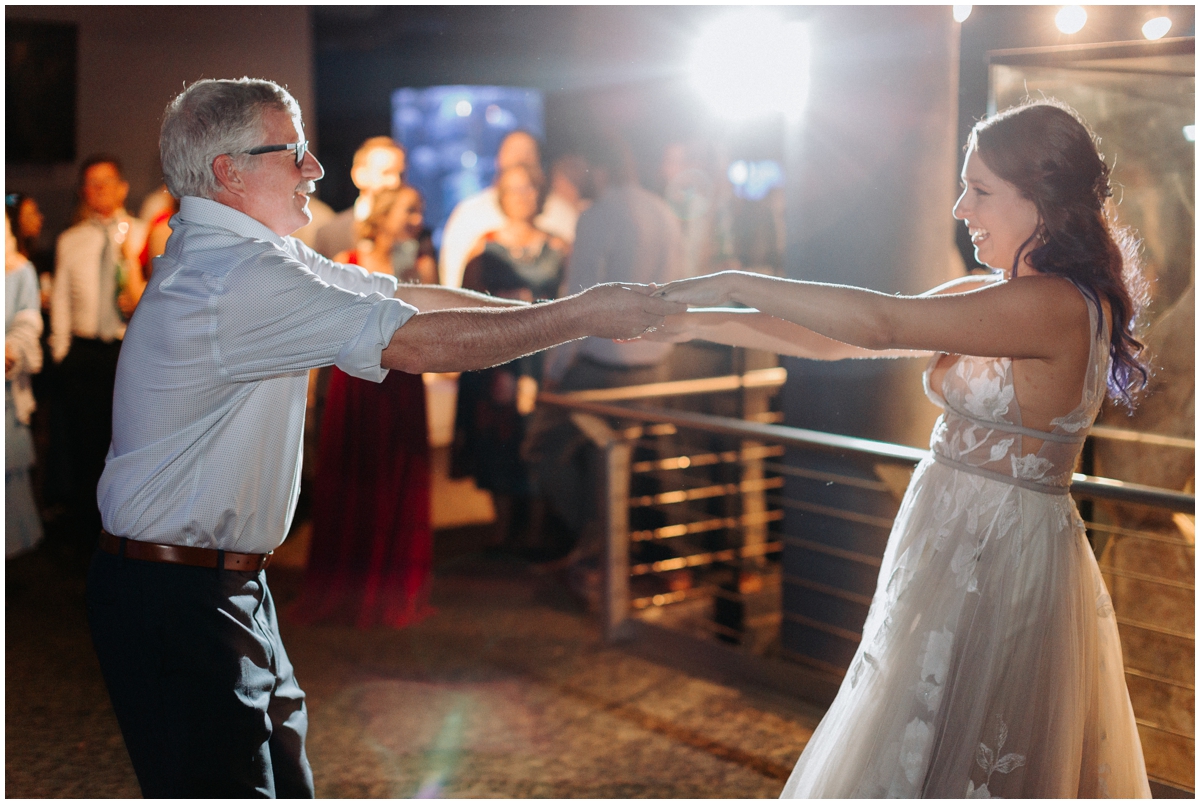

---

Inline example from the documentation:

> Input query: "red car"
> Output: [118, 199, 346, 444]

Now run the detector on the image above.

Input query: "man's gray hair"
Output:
[160, 78, 302, 200]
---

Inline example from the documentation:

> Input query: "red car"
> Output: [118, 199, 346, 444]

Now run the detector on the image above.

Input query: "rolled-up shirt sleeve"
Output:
[335, 295, 410, 382]
[215, 250, 416, 383]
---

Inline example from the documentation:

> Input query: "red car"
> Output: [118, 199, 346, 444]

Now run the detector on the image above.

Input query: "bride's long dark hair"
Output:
[969, 100, 1149, 406]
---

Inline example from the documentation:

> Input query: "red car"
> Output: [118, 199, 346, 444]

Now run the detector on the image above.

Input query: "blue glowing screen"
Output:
[391, 85, 545, 248]
[727, 159, 784, 201]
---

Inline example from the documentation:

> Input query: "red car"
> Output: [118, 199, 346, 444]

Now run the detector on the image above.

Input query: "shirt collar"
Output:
[178, 196, 287, 247]
[86, 209, 132, 227]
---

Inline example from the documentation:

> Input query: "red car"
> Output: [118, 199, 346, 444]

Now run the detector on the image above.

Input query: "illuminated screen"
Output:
[391, 85, 545, 247]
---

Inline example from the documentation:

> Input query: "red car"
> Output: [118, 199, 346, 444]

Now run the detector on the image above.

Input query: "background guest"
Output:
[525, 133, 687, 595]
[6, 213, 44, 558]
[8, 192, 71, 519]
[335, 185, 437, 285]
[305, 138, 409, 469]
[439, 130, 577, 290]
[314, 136, 407, 258]
[549, 153, 593, 217]
[453, 163, 570, 551]
[289, 185, 439, 629]
[49, 154, 148, 554]
[5, 192, 52, 279]
[659, 140, 720, 280]
[136, 184, 179, 278]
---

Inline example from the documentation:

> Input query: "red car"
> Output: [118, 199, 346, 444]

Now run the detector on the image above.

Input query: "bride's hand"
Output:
[654, 271, 739, 307]
[640, 313, 696, 344]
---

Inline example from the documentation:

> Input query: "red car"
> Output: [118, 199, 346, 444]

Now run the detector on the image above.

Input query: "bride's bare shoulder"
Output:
[919, 272, 1003, 298]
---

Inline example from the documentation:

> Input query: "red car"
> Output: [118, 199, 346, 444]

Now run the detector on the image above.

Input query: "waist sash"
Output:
[942, 401, 1087, 444]
[931, 451, 1071, 496]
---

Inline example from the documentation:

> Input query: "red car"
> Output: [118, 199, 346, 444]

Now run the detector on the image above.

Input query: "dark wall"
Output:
[5, 6, 315, 243]
[770, 5, 961, 677]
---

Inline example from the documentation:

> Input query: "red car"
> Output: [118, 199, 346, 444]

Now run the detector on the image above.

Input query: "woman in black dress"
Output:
[453, 164, 570, 548]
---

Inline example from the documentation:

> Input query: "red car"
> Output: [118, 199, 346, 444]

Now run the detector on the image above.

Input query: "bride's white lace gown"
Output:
[781, 290, 1151, 798]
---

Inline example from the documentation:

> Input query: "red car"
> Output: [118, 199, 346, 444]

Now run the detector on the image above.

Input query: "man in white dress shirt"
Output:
[87, 77, 681, 798]
[50, 155, 148, 551]
[438, 130, 578, 289]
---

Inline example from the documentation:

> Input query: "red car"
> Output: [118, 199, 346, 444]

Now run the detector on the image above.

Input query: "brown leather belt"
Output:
[99, 531, 272, 572]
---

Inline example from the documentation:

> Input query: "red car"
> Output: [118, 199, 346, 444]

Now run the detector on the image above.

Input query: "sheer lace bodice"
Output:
[923, 285, 1109, 493]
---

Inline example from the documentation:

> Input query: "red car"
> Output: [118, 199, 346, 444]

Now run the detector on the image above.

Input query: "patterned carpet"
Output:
[5, 528, 822, 798]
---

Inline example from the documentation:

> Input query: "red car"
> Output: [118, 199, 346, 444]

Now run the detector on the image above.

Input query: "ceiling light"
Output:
[688, 10, 811, 122]
[1142, 16, 1172, 40]
[1055, 6, 1087, 35]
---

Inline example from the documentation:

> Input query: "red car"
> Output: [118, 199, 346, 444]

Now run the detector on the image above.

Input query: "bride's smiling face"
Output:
[952, 146, 1041, 276]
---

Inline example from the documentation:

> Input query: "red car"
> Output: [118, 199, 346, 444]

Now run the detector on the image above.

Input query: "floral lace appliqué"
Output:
[915, 627, 953, 711]
[899, 717, 933, 785]
[966, 716, 1026, 798]
[959, 361, 1014, 422]
[950, 542, 982, 591]
[1010, 452, 1053, 481]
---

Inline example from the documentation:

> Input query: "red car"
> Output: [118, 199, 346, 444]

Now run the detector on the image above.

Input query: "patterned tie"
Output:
[94, 219, 127, 341]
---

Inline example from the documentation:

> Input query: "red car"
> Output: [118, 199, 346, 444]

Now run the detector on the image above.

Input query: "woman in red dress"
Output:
[289, 186, 439, 628]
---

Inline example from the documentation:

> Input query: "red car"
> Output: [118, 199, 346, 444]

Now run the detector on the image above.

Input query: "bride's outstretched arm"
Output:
[655, 271, 1086, 361]
[644, 308, 928, 360]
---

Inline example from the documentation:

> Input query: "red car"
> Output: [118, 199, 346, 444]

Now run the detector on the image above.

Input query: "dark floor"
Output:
[5, 526, 823, 798]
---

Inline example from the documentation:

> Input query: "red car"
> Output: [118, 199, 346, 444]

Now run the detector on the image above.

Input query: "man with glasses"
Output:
[87, 77, 681, 798]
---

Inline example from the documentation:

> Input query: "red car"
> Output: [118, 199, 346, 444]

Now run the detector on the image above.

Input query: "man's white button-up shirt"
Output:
[98, 196, 416, 553]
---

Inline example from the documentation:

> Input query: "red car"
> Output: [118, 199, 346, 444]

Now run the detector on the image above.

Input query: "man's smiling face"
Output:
[235, 107, 325, 236]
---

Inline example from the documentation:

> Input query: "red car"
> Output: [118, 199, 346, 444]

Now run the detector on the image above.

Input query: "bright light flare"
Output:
[689, 10, 811, 121]
[953, 5, 972, 23]
[1055, 6, 1087, 34]
[1184, 125, 1196, 143]
[1142, 16, 1172, 40]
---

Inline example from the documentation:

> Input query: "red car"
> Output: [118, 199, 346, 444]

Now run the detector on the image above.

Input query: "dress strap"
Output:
[931, 452, 1071, 496]
[942, 400, 1087, 444]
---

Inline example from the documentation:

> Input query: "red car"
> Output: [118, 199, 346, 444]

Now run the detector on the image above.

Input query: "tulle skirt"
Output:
[781, 457, 1150, 798]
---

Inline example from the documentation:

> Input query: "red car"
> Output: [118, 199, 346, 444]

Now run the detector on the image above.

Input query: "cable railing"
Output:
[542, 392, 1195, 511]
[537, 370, 1195, 793]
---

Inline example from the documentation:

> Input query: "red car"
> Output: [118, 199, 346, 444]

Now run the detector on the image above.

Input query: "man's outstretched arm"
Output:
[381, 284, 684, 374]
[393, 283, 527, 312]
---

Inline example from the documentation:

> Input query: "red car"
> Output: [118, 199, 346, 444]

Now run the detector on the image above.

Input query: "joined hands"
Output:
[575, 282, 687, 341]
[652, 271, 743, 307]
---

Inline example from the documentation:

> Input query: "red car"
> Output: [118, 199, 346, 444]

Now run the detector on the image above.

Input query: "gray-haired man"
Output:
[86, 77, 680, 797]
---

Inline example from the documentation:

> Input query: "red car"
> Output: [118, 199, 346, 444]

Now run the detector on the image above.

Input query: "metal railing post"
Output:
[569, 411, 636, 643]
[603, 438, 635, 642]
[740, 375, 773, 572]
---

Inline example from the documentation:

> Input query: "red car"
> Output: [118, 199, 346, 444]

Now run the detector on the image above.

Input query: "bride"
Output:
[651, 100, 1152, 798]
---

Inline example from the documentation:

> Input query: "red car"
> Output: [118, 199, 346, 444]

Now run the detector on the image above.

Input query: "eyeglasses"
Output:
[243, 140, 308, 167]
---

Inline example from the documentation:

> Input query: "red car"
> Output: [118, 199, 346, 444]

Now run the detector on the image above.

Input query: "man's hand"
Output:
[638, 312, 696, 344]
[653, 271, 741, 307]
[571, 283, 686, 341]
[5, 343, 17, 375]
